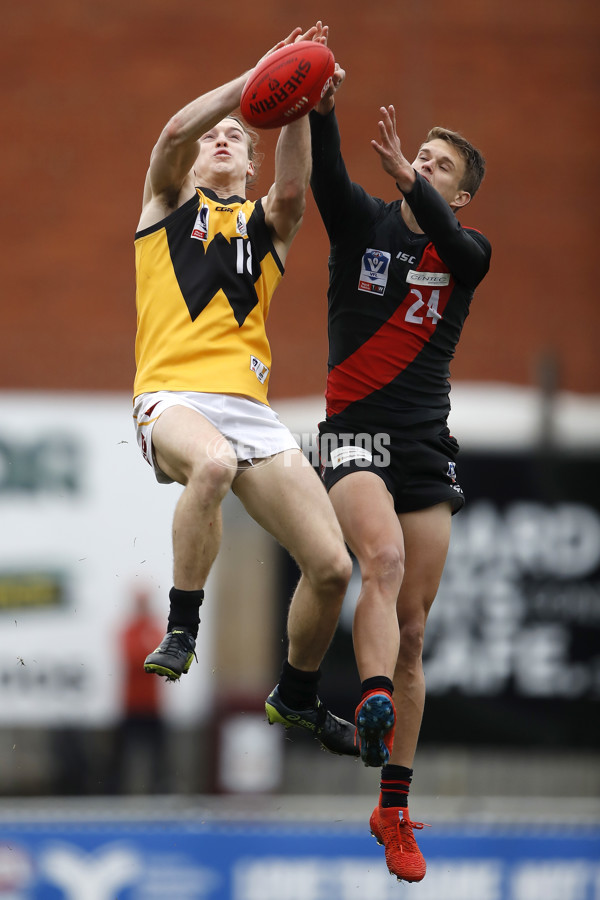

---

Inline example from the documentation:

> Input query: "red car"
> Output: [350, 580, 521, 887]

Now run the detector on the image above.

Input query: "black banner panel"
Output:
[421, 450, 600, 749]
[278, 450, 600, 749]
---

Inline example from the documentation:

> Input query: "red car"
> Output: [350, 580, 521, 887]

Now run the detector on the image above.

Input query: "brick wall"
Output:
[4, 0, 598, 396]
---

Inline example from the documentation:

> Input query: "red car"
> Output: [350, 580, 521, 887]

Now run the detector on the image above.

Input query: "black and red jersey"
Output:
[310, 108, 491, 436]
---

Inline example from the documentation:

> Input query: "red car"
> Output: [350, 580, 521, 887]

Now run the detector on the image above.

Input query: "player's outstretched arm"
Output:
[144, 27, 310, 207]
[146, 76, 248, 203]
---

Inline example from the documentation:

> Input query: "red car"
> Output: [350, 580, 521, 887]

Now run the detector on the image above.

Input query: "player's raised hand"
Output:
[313, 63, 345, 115]
[256, 27, 304, 65]
[371, 105, 415, 190]
[257, 21, 326, 65]
[297, 20, 329, 45]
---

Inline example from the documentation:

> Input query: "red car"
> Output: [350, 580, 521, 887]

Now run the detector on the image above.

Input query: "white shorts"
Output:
[133, 391, 300, 484]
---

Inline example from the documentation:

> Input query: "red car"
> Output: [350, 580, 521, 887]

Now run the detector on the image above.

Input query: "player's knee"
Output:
[189, 450, 237, 499]
[398, 620, 426, 662]
[364, 544, 405, 588]
[312, 544, 352, 599]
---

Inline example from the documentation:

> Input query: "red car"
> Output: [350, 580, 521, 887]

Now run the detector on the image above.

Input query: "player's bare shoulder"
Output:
[137, 170, 196, 232]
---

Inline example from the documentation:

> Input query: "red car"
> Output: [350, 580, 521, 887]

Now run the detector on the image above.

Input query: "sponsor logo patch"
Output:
[406, 270, 450, 286]
[330, 445, 373, 468]
[250, 355, 269, 384]
[236, 211, 248, 236]
[191, 204, 209, 241]
[358, 248, 391, 295]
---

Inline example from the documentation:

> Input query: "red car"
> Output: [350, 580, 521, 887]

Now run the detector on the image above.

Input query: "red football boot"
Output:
[354, 690, 396, 766]
[370, 802, 429, 882]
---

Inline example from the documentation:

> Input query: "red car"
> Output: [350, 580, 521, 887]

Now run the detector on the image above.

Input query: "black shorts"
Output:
[317, 421, 465, 515]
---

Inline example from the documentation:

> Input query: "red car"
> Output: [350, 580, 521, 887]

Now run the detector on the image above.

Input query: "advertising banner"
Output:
[0, 816, 598, 899]
[0, 393, 215, 728]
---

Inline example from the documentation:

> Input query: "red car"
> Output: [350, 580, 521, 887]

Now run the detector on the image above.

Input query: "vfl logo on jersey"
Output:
[236, 211, 248, 237]
[250, 355, 269, 384]
[191, 204, 209, 241]
[358, 249, 391, 295]
[407, 270, 450, 287]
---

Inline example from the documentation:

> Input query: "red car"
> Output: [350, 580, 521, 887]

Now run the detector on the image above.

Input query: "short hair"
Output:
[424, 126, 486, 198]
[225, 115, 264, 187]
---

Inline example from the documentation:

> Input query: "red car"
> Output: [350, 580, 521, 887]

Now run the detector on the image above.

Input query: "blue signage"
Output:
[0, 818, 598, 899]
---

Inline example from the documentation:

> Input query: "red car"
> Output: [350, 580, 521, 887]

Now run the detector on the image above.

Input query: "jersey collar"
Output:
[197, 186, 246, 205]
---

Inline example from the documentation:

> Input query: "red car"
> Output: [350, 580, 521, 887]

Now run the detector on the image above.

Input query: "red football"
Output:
[240, 41, 335, 129]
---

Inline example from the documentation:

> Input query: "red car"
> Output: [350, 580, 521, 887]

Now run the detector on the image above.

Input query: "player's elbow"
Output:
[291, 192, 307, 220]
[162, 114, 189, 148]
[277, 175, 309, 207]
[275, 188, 307, 224]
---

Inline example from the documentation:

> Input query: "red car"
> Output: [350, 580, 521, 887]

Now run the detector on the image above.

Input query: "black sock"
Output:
[167, 587, 203, 639]
[360, 676, 394, 698]
[380, 764, 413, 808]
[278, 660, 320, 710]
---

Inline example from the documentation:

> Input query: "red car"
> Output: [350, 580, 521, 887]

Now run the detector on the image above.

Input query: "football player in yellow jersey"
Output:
[134, 23, 358, 758]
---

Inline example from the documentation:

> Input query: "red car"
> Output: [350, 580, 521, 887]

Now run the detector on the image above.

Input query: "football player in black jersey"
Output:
[310, 58, 491, 881]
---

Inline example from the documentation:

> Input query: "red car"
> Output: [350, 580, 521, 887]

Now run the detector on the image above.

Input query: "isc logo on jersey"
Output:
[358, 249, 391, 295]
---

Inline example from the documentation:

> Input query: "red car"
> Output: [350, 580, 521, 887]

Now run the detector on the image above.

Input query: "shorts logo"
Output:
[330, 445, 373, 468]
[140, 431, 150, 465]
[191, 204, 209, 241]
[250, 355, 269, 384]
[358, 248, 391, 295]
[447, 461, 457, 483]
[407, 270, 450, 287]
[141, 402, 160, 420]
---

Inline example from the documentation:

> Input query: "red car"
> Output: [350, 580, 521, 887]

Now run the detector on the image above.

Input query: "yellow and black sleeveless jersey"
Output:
[134, 187, 284, 404]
